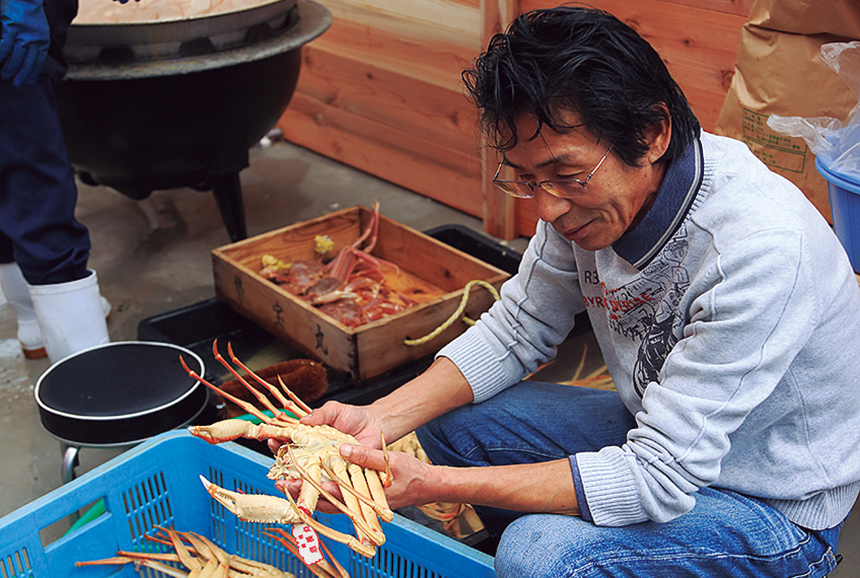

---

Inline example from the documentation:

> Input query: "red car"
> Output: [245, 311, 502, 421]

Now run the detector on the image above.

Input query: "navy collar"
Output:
[612, 136, 704, 269]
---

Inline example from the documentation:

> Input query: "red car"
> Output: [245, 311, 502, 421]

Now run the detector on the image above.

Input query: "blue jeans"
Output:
[0, 75, 91, 283]
[416, 381, 844, 578]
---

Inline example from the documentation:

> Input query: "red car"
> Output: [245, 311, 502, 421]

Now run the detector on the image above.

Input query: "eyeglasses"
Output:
[493, 145, 614, 200]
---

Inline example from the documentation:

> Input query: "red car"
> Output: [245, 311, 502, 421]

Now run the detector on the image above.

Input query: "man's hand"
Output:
[275, 442, 437, 514]
[270, 400, 437, 513]
[302, 400, 386, 448]
[268, 357, 474, 514]
[0, 0, 49, 86]
[267, 400, 385, 455]
[267, 400, 385, 514]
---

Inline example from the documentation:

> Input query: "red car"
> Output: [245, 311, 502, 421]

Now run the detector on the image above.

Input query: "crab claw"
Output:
[189, 419, 255, 444]
[199, 475, 300, 525]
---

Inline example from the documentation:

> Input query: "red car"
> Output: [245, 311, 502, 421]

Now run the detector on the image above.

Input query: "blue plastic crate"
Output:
[0, 430, 495, 578]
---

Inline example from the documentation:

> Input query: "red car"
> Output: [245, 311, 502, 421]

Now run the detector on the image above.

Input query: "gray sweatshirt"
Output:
[439, 131, 860, 530]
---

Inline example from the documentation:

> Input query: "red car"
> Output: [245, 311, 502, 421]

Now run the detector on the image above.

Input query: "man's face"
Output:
[501, 111, 669, 251]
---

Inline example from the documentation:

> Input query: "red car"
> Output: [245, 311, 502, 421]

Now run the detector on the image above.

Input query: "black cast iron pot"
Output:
[56, 0, 331, 242]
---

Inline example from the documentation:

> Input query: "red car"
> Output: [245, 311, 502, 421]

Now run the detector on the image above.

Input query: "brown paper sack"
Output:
[714, 0, 860, 222]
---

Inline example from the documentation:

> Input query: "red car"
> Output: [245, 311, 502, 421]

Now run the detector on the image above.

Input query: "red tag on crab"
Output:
[292, 510, 324, 566]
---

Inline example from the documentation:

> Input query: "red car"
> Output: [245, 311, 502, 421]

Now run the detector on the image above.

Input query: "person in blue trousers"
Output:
[0, 0, 109, 362]
[275, 7, 860, 577]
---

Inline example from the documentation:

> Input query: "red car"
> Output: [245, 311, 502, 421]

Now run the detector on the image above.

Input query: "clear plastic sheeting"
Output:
[768, 41, 860, 180]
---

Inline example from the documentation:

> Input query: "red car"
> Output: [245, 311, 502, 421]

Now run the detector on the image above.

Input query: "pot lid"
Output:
[63, 0, 330, 80]
[75, 0, 286, 25]
[65, 0, 298, 65]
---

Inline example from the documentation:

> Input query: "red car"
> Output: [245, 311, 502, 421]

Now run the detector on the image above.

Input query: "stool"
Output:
[59, 441, 135, 484]
[35, 341, 208, 483]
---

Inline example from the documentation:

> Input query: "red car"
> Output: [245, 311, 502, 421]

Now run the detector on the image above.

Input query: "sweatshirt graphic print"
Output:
[582, 224, 691, 397]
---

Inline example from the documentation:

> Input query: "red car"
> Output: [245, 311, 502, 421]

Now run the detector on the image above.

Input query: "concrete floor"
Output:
[0, 138, 517, 527]
[0, 138, 857, 575]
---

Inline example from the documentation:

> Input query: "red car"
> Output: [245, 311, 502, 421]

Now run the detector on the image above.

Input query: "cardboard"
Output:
[714, 0, 860, 221]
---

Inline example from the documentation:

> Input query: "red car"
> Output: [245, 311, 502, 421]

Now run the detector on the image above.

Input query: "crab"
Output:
[76, 525, 350, 578]
[259, 202, 433, 328]
[180, 341, 393, 561]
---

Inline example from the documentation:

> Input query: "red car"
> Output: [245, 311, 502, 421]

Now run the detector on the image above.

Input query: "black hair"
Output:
[462, 6, 700, 166]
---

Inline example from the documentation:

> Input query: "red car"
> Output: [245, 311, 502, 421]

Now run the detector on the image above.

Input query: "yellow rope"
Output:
[403, 280, 501, 346]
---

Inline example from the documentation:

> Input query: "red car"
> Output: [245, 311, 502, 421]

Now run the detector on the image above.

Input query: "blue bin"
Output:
[816, 155, 860, 272]
[0, 430, 495, 577]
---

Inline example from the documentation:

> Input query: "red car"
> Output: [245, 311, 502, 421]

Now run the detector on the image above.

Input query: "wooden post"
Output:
[480, 0, 520, 240]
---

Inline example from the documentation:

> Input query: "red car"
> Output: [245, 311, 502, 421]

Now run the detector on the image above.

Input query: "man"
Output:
[0, 0, 110, 362]
[285, 7, 860, 577]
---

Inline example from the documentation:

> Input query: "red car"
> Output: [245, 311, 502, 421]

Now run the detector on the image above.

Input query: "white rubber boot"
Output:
[29, 269, 110, 363]
[0, 262, 47, 359]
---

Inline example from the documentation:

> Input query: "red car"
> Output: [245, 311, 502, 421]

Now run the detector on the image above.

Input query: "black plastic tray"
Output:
[423, 224, 522, 274]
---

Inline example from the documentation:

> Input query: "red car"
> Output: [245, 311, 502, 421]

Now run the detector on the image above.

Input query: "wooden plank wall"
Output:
[277, 0, 753, 239]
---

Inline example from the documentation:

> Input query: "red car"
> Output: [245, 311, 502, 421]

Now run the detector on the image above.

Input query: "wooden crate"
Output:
[212, 206, 510, 383]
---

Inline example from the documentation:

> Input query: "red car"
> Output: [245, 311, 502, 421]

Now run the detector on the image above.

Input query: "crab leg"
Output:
[283, 489, 377, 558]
[183, 345, 307, 426]
[296, 453, 323, 514]
[329, 247, 394, 287]
[320, 460, 393, 523]
[79, 529, 297, 578]
[184, 532, 231, 575]
[162, 526, 205, 575]
[328, 250, 358, 285]
[321, 457, 374, 546]
[197, 555, 223, 578]
[180, 356, 280, 425]
[75, 555, 137, 566]
[151, 528, 233, 578]
[164, 529, 289, 578]
[364, 470, 390, 518]
[287, 448, 380, 544]
[117, 551, 183, 563]
[135, 560, 193, 578]
[354, 201, 379, 253]
[326, 201, 381, 283]
[189, 419, 293, 445]
[380, 432, 393, 487]
[276, 375, 313, 415]
[346, 462, 383, 543]
[364, 201, 380, 254]
[200, 475, 300, 524]
[311, 290, 359, 305]
[230, 554, 293, 577]
[263, 529, 350, 578]
[316, 539, 350, 578]
[211, 340, 291, 421]
[76, 556, 191, 578]
[226, 342, 309, 418]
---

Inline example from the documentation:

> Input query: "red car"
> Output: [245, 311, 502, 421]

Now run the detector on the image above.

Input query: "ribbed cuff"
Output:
[576, 447, 648, 527]
[436, 329, 511, 403]
[569, 455, 593, 522]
